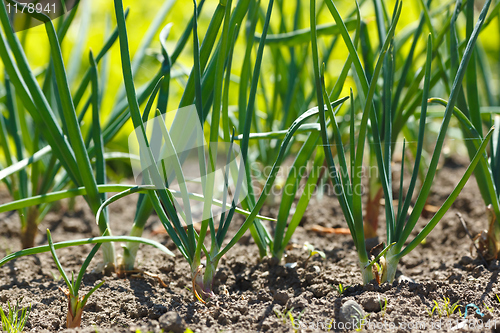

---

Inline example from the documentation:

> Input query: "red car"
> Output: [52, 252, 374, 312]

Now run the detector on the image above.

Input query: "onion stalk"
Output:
[311, 0, 494, 284]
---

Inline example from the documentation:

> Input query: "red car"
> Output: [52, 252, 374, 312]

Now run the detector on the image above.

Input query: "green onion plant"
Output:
[0, 0, 179, 272]
[311, 0, 494, 284]
[109, 0, 355, 301]
[0, 230, 174, 327]
[0, 0, 121, 266]
[426, 0, 500, 261]
[46, 229, 105, 328]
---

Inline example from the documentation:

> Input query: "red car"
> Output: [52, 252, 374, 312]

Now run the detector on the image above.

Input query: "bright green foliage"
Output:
[0, 300, 30, 333]
[0, 0, 179, 269]
[310, 0, 495, 284]
[0, 0, 499, 311]
[430, 0, 500, 260]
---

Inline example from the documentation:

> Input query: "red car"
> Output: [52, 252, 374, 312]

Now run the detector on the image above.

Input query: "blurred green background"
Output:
[2, 0, 499, 162]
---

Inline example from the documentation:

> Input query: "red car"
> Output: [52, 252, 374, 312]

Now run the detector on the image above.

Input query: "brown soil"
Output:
[1, 156, 499, 332]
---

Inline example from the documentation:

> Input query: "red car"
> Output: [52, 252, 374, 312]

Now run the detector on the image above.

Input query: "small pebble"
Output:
[398, 275, 415, 283]
[158, 311, 186, 333]
[339, 300, 365, 326]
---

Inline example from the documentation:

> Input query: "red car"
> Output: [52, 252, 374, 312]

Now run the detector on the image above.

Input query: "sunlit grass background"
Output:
[2, 0, 499, 158]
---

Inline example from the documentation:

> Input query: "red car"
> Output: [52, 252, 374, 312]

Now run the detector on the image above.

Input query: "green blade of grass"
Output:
[324, 0, 369, 96]
[429, 98, 500, 219]
[234, 124, 323, 140]
[278, 146, 325, 258]
[47, 230, 74, 296]
[89, 51, 106, 199]
[73, 9, 130, 109]
[394, 35, 433, 239]
[113, 0, 192, 255]
[216, 96, 349, 262]
[0, 145, 51, 183]
[392, 0, 431, 123]
[273, 131, 320, 256]
[74, 241, 102, 294]
[0, 235, 175, 268]
[398, 127, 495, 258]
[321, 65, 353, 208]
[398, 0, 493, 249]
[221, 24, 238, 142]
[313, 0, 361, 254]
[238, 0, 260, 134]
[80, 280, 105, 309]
[255, 18, 357, 46]
[157, 23, 173, 115]
[466, 0, 483, 135]
[112, 0, 176, 109]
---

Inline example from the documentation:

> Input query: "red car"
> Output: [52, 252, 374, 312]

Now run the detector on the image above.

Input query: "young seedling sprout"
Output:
[335, 283, 350, 295]
[47, 230, 104, 328]
[303, 242, 325, 267]
[0, 299, 31, 333]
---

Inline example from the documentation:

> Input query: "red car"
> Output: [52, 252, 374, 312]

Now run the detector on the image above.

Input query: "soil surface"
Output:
[1, 156, 500, 332]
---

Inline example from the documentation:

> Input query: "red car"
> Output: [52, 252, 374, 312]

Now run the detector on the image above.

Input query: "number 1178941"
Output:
[6, 2, 57, 15]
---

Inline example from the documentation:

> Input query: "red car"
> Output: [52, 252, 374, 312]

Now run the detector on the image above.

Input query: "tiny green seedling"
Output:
[274, 307, 289, 324]
[303, 242, 326, 267]
[379, 297, 388, 317]
[274, 307, 294, 326]
[484, 302, 493, 313]
[274, 307, 305, 333]
[496, 294, 500, 303]
[289, 308, 306, 333]
[428, 301, 442, 318]
[335, 283, 350, 295]
[427, 297, 461, 318]
[442, 297, 461, 317]
[352, 307, 368, 332]
[47, 229, 104, 328]
[0, 299, 31, 333]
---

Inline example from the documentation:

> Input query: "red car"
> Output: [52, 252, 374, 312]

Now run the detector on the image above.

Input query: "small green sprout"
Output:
[352, 307, 369, 332]
[379, 298, 388, 317]
[47, 229, 104, 328]
[289, 308, 306, 333]
[335, 283, 350, 295]
[0, 299, 31, 333]
[442, 297, 461, 317]
[327, 318, 335, 331]
[427, 297, 461, 318]
[496, 294, 500, 303]
[274, 307, 305, 333]
[428, 300, 442, 318]
[303, 242, 326, 267]
[274, 307, 294, 325]
[484, 302, 493, 313]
